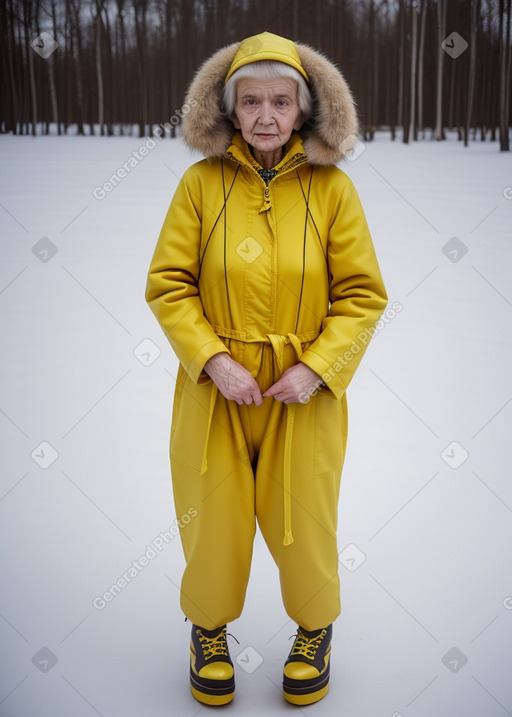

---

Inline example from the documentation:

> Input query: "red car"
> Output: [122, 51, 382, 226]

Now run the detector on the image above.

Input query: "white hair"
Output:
[223, 60, 313, 120]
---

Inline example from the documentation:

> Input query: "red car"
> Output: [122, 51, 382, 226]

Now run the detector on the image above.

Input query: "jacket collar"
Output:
[225, 132, 308, 179]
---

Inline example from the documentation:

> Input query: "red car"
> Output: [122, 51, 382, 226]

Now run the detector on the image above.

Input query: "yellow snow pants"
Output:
[169, 333, 348, 632]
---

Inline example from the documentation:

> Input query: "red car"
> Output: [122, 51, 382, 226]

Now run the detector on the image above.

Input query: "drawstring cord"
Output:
[294, 167, 314, 335]
[297, 168, 324, 258]
[266, 332, 304, 546]
[197, 162, 240, 281]
[221, 160, 234, 327]
[200, 383, 218, 475]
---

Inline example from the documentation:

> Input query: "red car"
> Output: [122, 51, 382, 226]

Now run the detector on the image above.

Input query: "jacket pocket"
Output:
[170, 363, 213, 473]
[313, 391, 348, 476]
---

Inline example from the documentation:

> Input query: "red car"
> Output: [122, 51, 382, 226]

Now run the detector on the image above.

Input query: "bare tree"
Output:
[366, 0, 378, 140]
[4, 0, 20, 133]
[434, 0, 447, 140]
[499, 0, 512, 150]
[417, 0, 427, 138]
[45, 0, 61, 135]
[103, 2, 114, 135]
[116, 0, 127, 133]
[407, 0, 419, 143]
[93, 0, 105, 136]
[69, 0, 86, 135]
[464, 0, 480, 147]
[397, 0, 405, 131]
[23, 0, 39, 136]
[133, 0, 149, 137]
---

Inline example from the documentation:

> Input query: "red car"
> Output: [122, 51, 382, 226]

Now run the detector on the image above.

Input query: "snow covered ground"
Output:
[1, 129, 511, 717]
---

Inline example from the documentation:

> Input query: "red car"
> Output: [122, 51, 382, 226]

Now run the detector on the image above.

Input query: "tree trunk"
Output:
[435, 0, 447, 140]
[417, 0, 427, 138]
[464, 0, 479, 147]
[386, 0, 396, 140]
[103, 4, 114, 136]
[94, 2, 105, 136]
[499, 0, 511, 150]
[116, 0, 127, 134]
[24, 0, 38, 136]
[165, 0, 174, 138]
[367, 0, 375, 139]
[45, 1, 60, 135]
[409, 0, 418, 142]
[71, 1, 86, 135]
[402, 1, 411, 143]
[133, 0, 149, 138]
[5, 0, 19, 134]
[397, 0, 404, 132]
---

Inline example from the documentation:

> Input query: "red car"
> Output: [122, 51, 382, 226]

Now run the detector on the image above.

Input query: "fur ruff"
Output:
[181, 41, 359, 166]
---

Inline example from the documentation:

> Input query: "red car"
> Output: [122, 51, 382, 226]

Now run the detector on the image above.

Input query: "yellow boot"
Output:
[283, 624, 332, 705]
[189, 624, 235, 705]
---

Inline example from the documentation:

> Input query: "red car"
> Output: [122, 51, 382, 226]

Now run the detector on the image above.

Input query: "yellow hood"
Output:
[182, 32, 359, 165]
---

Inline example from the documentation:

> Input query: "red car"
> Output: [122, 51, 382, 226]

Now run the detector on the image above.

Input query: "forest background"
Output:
[1, 0, 511, 150]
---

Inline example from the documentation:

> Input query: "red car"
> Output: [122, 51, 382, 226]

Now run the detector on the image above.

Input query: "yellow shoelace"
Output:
[197, 629, 229, 660]
[290, 629, 326, 660]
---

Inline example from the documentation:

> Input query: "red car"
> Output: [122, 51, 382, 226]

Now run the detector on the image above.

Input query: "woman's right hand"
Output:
[204, 353, 263, 406]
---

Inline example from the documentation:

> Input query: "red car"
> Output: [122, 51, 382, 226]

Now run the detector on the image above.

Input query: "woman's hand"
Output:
[204, 353, 264, 406]
[263, 363, 323, 404]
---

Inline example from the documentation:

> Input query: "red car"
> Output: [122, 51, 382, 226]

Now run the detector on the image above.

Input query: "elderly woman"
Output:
[146, 31, 387, 707]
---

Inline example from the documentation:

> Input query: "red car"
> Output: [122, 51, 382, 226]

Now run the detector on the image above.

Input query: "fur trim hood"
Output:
[182, 31, 359, 166]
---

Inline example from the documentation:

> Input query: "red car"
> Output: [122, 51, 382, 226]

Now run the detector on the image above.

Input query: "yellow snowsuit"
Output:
[145, 35, 388, 632]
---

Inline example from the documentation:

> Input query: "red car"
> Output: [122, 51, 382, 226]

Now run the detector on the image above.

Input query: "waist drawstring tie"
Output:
[266, 333, 304, 546]
[199, 329, 309, 545]
[200, 382, 218, 475]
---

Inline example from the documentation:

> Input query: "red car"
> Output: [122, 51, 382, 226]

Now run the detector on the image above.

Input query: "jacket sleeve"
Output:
[299, 173, 388, 399]
[145, 167, 230, 384]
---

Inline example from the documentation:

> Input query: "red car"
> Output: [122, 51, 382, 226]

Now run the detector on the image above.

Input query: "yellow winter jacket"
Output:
[146, 130, 387, 400]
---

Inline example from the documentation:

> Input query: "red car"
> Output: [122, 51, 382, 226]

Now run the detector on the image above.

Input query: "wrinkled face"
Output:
[232, 77, 303, 157]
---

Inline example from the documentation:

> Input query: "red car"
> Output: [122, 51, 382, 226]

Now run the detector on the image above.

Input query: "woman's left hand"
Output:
[263, 362, 323, 404]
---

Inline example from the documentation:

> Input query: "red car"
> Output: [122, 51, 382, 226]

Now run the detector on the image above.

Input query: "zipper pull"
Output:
[257, 168, 278, 185]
